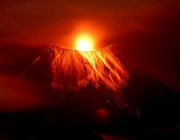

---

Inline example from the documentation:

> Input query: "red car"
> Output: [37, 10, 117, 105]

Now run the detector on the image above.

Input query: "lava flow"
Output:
[50, 45, 129, 92]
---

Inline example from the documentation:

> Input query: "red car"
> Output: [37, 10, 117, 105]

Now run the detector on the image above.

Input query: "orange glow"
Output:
[96, 109, 109, 122]
[75, 34, 94, 51]
[50, 45, 129, 91]
[60, 21, 105, 50]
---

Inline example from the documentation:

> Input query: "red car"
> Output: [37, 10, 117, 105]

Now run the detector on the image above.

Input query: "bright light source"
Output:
[75, 34, 94, 51]
[77, 39, 91, 51]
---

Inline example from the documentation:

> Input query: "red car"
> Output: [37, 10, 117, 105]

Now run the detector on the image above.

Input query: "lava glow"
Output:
[50, 45, 129, 91]
[75, 34, 94, 51]
[49, 45, 140, 115]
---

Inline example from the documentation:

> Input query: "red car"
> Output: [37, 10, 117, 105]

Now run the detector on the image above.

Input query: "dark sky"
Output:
[0, 0, 180, 92]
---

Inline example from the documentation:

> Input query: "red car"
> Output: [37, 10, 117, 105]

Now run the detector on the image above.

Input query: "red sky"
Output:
[0, 0, 180, 92]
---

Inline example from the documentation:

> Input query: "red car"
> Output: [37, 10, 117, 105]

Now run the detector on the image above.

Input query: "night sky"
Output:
[0, 0, 180, 93]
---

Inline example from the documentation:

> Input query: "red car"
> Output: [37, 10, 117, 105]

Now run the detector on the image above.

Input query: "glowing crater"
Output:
[75, 34, 95, 51]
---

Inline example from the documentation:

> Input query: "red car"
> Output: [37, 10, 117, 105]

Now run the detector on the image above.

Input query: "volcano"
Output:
[21, 45, 180, 115]
[1, 44, 180, 139]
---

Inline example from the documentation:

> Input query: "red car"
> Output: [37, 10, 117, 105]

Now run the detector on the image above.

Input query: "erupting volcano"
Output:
[3, 33, 179, 121]
[16, 32, 141, 115]
[50, 34, 129, 92]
